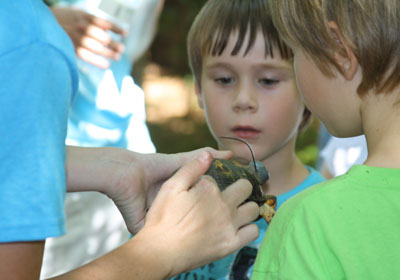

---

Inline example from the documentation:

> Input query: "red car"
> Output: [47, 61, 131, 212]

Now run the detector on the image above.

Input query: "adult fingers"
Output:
[84, 24, 112, 45]
[79, 36, 121, 60]
[76, 47, 110, 69]
[235, 223, 259, 249]
[172, 148, 232, 170]
[196, 147, 233, 160]
[233, 201, 259, 229]
[162, 151, 213, 193]
[84, 25, 125, 53]
[85, 13, 127, 35]
[221, 179, 253, 208]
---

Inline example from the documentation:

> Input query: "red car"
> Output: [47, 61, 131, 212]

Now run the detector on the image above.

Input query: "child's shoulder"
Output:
[277, 166, 325, 206]
[278, 164, 400, 220]
[286, 165, 363, 205]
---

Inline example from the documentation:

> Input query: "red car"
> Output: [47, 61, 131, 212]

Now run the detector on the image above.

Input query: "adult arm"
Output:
[0, 146, 258, 280]
[0, 242, 44, 279]
[64, 146, 246, 234]
[51, 147, 259, 279]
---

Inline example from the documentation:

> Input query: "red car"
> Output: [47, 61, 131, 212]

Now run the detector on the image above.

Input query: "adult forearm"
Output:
[0, 241, 45, 280]
[51, 234, 172, 280]
[65, 145, 138, 194]
[58, 148, 258, 279]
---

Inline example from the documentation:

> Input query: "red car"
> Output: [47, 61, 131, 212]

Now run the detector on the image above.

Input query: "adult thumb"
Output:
[163, 151, 213, 193]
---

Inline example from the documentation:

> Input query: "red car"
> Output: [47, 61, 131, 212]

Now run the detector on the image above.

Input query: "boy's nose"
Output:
[232, 86, 258, 112]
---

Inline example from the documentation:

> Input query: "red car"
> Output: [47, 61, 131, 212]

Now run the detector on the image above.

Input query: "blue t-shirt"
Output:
[0, 0, 78, 242]
[172, 166, 325, 280]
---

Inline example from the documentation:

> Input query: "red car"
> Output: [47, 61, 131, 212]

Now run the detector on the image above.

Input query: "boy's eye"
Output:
[259, 78, 279, 86]
[215, 77, 234, 85]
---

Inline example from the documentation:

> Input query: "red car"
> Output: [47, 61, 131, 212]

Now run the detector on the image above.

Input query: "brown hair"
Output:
[187, 0, 311, 132]
[269, 0, 400, 96]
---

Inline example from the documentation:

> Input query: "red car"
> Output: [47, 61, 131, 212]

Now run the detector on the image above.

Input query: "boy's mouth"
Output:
[231, 126, 261, 139]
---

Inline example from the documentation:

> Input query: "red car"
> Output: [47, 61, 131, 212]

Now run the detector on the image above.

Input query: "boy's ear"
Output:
[328, 21, 358, 81]
[195, 82, 204, 109]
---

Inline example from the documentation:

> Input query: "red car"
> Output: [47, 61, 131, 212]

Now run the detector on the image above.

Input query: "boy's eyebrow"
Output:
[205, 61, 292, 71]
[204, 62, 233, 70]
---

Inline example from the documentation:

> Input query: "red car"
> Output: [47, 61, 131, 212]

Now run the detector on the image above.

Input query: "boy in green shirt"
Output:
[252, 0, 400, 279]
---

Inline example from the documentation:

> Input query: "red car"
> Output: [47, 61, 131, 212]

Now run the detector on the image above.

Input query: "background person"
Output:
[42, 0, 164, 277]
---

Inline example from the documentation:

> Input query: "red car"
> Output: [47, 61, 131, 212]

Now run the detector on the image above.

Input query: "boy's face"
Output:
[292, 49, 363, 137]
[197, 31, 305, 163]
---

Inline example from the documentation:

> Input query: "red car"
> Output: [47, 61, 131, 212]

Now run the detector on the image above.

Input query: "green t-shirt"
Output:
[252, 165, 400, 280]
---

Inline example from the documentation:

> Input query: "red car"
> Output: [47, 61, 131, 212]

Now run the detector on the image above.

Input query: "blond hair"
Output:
[269, 0, 400, 96]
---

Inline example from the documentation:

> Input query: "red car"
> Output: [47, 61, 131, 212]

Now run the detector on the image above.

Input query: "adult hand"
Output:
[65, 146, 234, 234]
[108, 147, 235, 234]
[65, 147, 259, 279]
[131, 151, 260, 278]
[51, 6, 126, 69]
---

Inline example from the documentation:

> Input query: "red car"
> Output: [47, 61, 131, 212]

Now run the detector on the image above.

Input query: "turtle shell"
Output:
[205, 158, 268, 206]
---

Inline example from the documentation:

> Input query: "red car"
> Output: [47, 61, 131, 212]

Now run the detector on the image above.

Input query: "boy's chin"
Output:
[325, 124, 363, 138]
[230, 155, 253, 165]
[216, 143, 258, 164]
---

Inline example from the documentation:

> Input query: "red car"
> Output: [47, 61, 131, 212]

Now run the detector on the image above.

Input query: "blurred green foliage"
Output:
[295, 118, 320, 167]
[150, 0, 208, 75]
[43, 0, 58, 6]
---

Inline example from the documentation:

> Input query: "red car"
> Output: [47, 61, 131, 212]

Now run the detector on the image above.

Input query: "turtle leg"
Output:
[265, 194, 277, 209]
[259, 203, 275, 224]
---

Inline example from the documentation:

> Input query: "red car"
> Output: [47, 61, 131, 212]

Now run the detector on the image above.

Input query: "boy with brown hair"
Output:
[252, 0, 400, 279]
[172, 0, 325, 279]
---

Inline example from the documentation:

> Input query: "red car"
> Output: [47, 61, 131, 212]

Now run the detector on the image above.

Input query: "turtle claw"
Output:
[259, 203, 275, 224]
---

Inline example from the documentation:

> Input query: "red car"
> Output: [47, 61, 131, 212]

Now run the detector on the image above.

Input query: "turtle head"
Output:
[218, 136, 270, 186]
[244, 160, 269, 186]
[254, 161, 269, 185]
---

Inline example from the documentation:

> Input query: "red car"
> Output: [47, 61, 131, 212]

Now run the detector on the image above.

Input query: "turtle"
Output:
[205, 137, 277, 224]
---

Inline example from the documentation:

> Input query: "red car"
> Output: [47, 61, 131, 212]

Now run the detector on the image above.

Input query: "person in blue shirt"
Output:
[172, 0, 325, 279]
[0, 1, 261, 279]
[42, 1, 164, 277]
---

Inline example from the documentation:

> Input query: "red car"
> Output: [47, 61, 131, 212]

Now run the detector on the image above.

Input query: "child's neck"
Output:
[362, 91, 400, 168]
[261, 138, 309, 196]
